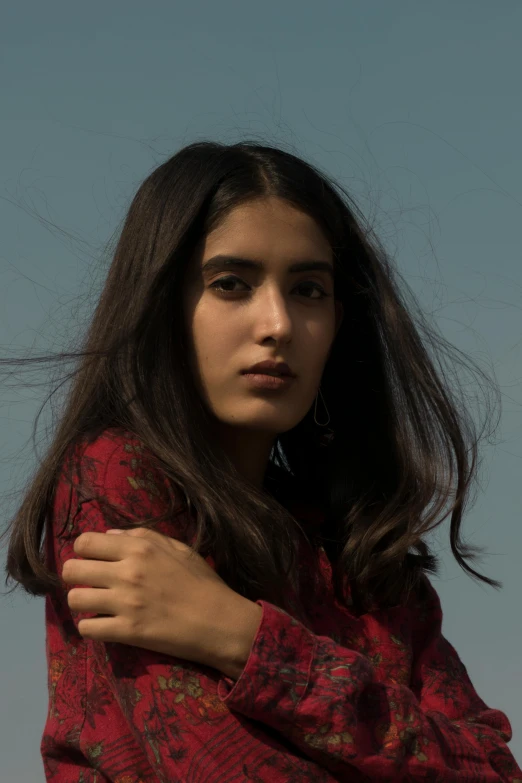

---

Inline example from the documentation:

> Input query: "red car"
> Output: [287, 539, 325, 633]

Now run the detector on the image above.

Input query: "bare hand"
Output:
[62, 527, 255, 670]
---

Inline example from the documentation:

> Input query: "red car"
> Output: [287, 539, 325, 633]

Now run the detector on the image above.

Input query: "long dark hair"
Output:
[1, 139, 502, 622]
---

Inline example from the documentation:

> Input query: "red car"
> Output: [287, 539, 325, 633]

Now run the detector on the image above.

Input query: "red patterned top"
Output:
[42, 428, 522, 782]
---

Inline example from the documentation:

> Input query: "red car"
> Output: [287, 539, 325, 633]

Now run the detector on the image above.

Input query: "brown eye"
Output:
[209, 275, 247, 293]
[295, 282, 330, 300]
[210, 276, 330, 300]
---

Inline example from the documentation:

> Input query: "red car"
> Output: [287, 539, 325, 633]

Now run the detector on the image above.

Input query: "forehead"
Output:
[203, 197, 332, 260]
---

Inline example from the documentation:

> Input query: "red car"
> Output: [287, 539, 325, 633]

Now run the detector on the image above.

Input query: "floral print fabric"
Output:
[42, 429, 522, 782]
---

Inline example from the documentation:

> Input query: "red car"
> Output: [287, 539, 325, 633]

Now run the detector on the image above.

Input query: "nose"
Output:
[252, 286, 293, 342]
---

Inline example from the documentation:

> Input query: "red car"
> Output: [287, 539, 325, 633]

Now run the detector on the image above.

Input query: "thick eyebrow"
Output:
[202, 255, 334, 278]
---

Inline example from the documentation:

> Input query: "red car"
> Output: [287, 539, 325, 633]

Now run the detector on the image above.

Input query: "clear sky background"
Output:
[1, 2, 521, 779]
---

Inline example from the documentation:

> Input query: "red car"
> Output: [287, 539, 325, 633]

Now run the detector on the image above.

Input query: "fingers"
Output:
[67, 587, 116, 616]
[73, 531, 140, 561]
[123, 527, 189, 551]
[71, 529, 189, 575]
[77, 615, 130, 643]
[62, 558, 114, 587]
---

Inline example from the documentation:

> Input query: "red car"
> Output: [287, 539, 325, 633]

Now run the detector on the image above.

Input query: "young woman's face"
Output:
[183, 196, 343, 440]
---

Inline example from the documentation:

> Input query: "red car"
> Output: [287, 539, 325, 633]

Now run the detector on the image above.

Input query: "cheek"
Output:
[190, 307, 243, 380]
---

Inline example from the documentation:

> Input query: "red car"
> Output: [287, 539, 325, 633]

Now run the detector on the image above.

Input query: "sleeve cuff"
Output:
[217, 599, 316, 724]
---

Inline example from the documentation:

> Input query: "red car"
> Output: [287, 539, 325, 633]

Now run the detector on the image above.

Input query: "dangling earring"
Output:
[313, 386, 330, 427]
[314, 387, 334, 446]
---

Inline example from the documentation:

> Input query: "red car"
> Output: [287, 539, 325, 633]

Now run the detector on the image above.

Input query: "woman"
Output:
[4, 140, 521, 782]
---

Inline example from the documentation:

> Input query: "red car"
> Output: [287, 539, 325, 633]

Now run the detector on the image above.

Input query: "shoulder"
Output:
[72, 427, 164, 490]
[53, 427, 186, 535]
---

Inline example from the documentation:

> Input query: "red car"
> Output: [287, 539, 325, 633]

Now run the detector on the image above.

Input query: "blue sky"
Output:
[1, 2, 521, 778]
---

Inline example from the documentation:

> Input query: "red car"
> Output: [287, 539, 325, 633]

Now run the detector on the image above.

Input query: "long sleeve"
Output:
[216, 584, 522, 782]
[43, 429, 522, 782]
[43, 430, 346, 782]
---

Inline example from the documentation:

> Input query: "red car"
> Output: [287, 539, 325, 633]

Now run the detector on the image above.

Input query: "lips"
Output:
[242, 360, 296, 377]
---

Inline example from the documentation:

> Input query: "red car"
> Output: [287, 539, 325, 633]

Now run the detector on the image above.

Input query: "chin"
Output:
[234, 415, 300, 433]
[216, 401, 305, 433]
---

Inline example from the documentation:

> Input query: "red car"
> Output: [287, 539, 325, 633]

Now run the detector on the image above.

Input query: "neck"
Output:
[209, 421, 276, 491]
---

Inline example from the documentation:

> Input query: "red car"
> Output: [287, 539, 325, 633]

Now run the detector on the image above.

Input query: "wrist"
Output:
[213, 598, 263, 680]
